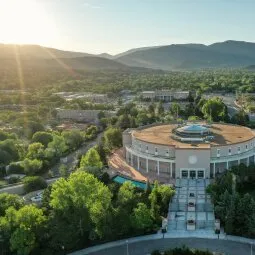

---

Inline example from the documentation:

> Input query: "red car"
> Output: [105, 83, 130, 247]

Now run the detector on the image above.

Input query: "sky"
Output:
[0, 0, 255, 55]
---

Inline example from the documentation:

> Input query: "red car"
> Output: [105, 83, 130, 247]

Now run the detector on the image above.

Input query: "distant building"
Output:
[54, 92, 109, 103]
[141, 90, 190, 101]
[56, 109, 115, 123]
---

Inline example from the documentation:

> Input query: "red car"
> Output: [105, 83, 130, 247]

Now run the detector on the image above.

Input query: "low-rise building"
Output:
[141, 90, 190, 101]
[56, 109, 116, 123]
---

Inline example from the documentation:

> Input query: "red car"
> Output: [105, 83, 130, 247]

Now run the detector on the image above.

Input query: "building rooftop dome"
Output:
[178, 124, 209, 133]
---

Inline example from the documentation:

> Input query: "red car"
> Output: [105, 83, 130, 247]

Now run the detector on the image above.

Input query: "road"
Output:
[0, 133, 102, 195]
[86, 238, 252, 255]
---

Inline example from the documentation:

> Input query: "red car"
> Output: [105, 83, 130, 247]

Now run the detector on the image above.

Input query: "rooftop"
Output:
[132, 123, 255, 149]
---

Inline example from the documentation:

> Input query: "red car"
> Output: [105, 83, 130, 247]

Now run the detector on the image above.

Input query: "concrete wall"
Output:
[210, 139, 255, 158]
[132, 137, 175, 158]
[175, 149, 211, 178]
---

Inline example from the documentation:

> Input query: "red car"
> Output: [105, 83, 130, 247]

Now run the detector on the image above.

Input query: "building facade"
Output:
[56, 109, 115, 123]
[141, 90, 190, 102]
[123, 123, 255, 179]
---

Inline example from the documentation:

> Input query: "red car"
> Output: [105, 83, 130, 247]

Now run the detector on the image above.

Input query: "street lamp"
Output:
[126, 240, 129, 255]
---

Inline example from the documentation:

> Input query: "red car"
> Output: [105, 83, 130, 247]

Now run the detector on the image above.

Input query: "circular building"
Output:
[122, 123, 255, 179]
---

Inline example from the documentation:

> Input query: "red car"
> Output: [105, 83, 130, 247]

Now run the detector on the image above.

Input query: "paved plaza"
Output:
[168, 179, 215, 231]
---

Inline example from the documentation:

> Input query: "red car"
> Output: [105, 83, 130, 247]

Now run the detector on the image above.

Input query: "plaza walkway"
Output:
[168, 178, 215, 232]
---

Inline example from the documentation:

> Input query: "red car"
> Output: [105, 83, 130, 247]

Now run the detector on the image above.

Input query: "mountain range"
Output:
[1, 40, 255, 71]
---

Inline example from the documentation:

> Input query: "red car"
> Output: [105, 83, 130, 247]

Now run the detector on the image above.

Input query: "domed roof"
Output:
[177, 124, 209, 134]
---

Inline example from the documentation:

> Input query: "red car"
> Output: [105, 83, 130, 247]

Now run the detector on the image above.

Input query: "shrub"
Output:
[7, 163, 24, 174]
[23, 176, 47, 193]
[8, 176, 21, 184]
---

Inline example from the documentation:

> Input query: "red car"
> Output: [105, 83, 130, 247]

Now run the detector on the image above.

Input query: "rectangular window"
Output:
[166, 149, 169, 156]
[146, 146, 148, 152]
[155, 147, 158, 155]
[217, 149, 220, 157]
[139, 143, 141, 151]
[246, 144, 248, 151]
[228, 148, 231, 155]
[251, 142, 253, 148]
[238, 146, 241, 153]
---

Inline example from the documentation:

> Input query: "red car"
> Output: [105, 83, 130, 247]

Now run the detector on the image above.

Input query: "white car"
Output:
[30, 192, 43, 202]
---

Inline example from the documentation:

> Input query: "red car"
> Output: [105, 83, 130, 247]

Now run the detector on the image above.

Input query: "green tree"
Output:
[131, 203, 153, 232]
[23, 176, 47, 193]
[104, 127, 122, 151]
[32, 132, 53, 147]
[59, 164, 69, 178]
[62, 130, 83, 151]
[48, 135, 67, 157]
[80, 147, 103, 171]
[22, 158, 43, 176]
[0, 193, 24, 217]
[50, 171, 112, 239]
[1, 205, 46, 255]
[202, 97, 228, 122]
[26, 142, 45, 160]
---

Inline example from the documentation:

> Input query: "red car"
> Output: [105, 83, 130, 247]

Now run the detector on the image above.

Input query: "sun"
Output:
[0, 0, 56, 45]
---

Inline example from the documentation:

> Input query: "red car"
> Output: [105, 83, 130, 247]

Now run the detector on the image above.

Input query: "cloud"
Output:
[83, 2, 101, 9]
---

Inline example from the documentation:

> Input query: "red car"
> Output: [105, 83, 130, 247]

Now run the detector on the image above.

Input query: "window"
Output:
[166, 149, 169, 156]
[251, 142, 253, 148]
[146, 145, 148, 152]
[246, 144, 248, 151]
[238, 146, 241, 153]
[228, 148, 231, 155]
[155, 147, 158, 155]
[217, 149, 220, 157]
[139, 143, 141, 151]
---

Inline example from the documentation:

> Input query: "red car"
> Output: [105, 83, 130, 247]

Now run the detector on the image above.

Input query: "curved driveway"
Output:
[87, 238, 251, 255]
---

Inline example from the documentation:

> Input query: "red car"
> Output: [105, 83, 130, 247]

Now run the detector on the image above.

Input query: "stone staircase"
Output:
[167, 178, 215, 231]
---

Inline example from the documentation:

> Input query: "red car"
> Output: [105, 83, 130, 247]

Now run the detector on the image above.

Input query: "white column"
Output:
[238, 159, 240, 165]
[137, 156, 140, 170]
[226, 161, 229, 170]
[157, 161, 159, 175]
[170, 162, 172, 178]
[213, 163, 216, 178]
[146, 158, 148, 173]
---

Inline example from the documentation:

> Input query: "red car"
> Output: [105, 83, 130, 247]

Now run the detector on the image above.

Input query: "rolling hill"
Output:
[114, 40, 255, 70]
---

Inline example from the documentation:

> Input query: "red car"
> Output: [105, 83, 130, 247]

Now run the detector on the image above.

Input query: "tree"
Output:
[1, 205, 46, 255]
[131, 203, 153, 232]
[23, 176, 47, 193]
[202, 97, 228, 122]
[231, 109, 249, 125]
[32, 132, 53, 147]
[148, 104, 155, 115]
[169, 102, 181, 118]
[26, 142, 45, 160]
[59, 164, 69, 178]
[80, 147, 103, 171]
[157, 102, 164, 116]
[62, 130, 83, 151]
[50, 171, 112, 239]
[22, 158, 43, 176]
[0, 193, 24, 216]
[48, 135, 67, 158]
[136, 112, 150, 126]
[104, 127, 122, 151]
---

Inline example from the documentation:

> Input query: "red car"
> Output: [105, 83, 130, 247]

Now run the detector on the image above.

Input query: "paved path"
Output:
[69, 234, 254, 255]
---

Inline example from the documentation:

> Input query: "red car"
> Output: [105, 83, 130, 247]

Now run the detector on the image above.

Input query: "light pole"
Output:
[126, 240, 129, 255]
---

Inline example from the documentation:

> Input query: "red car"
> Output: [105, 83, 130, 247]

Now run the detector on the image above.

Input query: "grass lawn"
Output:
[0, 179, 8, 187]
